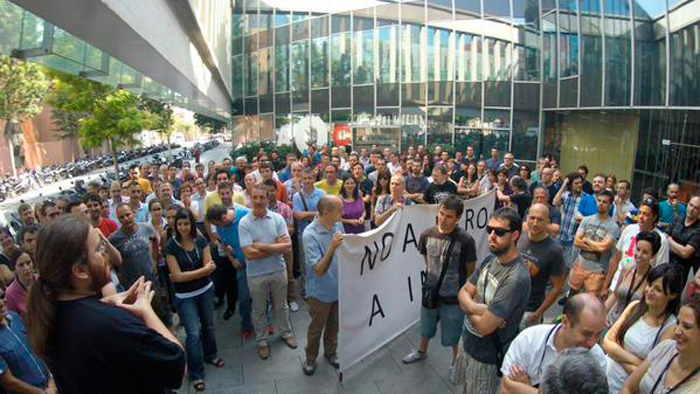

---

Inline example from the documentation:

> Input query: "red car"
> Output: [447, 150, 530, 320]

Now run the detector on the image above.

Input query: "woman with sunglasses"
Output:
[371, 168, 392, 227]
[26, 215, 185, 393]
[606, 232, 662, 326]
[604, 264, 683, 394]
[621, 296, 700, 394]
[165, 208, 222, 392]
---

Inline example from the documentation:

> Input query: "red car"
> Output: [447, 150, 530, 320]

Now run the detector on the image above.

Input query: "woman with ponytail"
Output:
[26, 215, 185, 394]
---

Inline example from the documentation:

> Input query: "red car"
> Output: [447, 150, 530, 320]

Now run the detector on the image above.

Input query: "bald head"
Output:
[526, 203, 550, 237]
[318, 195, 342, 216]
[564, 293, 605, 326]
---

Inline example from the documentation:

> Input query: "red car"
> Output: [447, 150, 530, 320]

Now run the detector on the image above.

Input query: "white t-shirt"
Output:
[610, 224, 670, 290]
[501, 324, 607, 388]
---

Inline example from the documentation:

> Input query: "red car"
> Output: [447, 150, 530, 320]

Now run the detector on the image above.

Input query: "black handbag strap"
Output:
[435, 231, 458, 296]
[299, 189, 310, 212]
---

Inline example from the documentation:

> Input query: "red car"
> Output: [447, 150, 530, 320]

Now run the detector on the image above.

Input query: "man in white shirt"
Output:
[500, 294, 607, 394]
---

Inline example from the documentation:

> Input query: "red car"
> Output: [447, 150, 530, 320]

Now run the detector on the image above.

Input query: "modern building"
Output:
[1, 0, 699, 196]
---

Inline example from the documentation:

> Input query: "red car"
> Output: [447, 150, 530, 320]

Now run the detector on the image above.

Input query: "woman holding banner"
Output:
[374, 174, 413, 227]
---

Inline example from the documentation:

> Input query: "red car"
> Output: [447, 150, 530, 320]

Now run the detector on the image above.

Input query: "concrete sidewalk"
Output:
[175, 300, 461, 394]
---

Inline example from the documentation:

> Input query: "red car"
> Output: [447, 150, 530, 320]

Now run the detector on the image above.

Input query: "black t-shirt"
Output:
[667, 218, 700, 272]
[419, 227, 477, 301]
[423, 181, 458, 204]
[164, 236, 211, 295]
[582, 179, 594, 195]
[517, 236, 565, 311]
[509, 192, 532, 219]
[49, 297, 185, 394]
[528, 181, 560, 204]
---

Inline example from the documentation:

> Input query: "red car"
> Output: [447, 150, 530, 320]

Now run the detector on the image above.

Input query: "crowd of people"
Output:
[0, 142, 699, 394]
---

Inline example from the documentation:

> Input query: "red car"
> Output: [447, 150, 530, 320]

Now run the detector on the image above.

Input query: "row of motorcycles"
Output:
[0, 143, 177, 202]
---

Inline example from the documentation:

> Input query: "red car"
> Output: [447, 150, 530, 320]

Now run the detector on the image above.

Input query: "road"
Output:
[0, 143, 232, 227]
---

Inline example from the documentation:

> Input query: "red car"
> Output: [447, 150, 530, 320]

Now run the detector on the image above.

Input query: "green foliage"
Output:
[0, 55, 49, 125]
[231, 141, 298, 162]
[139, 97, 173, 138]
[194, 113, 227, 133]
[44, 69, 112, 139]
[79, 89, 150, 173]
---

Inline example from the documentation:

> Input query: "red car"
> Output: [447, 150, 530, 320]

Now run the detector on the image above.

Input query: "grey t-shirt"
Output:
[419, 227, 477, 300]
[463, 254, 531, 365]
[109, 224, 156, 288]
[518, 236, 564, 312]
[576, 214, 620, 273]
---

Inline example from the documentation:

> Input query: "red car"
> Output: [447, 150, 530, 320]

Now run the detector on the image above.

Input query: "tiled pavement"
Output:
[174, 300, 464, 394]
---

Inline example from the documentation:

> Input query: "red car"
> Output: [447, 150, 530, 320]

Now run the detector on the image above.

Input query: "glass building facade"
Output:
[232, 0, 700, 196]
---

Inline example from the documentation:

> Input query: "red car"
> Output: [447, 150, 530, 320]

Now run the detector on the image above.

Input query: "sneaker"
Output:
[258, 345, 270, 360]
[302, 359, 316, 376]
[267, 324, 275, 335]
[282, 336, 298, 349]
[402, 350, 427, 364]
[223, 309, 235, 320]
[324, 354, 340, 369]
[242, 329, 253, 340]
[289, 301, 300, 313]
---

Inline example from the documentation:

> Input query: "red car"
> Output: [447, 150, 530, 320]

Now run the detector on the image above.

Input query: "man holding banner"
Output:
[301, 195, 345, 375]
[459, 207, 531, 394]
[402, 195, 476, 372]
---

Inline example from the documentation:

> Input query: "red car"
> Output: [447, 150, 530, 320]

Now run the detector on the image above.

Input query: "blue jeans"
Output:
[237, 269, 253, 331]
[175, 286, 218, 380]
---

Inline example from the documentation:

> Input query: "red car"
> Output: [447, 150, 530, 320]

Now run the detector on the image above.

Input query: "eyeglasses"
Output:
[486, 226, 512, 237]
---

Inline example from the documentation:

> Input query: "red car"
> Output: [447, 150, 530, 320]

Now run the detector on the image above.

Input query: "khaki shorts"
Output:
[568, 260, 605, 295]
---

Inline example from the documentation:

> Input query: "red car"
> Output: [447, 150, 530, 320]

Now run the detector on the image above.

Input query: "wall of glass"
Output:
[232, 0, 541, 161]
[233, 0, 700, 167]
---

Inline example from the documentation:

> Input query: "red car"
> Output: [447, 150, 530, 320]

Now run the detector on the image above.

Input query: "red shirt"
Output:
[98, 218, 119, 237]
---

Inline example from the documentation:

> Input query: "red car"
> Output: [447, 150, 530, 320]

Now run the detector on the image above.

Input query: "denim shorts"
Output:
[420, 304, 464, 347]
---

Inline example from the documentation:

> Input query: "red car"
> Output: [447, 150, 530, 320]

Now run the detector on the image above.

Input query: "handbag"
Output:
[422, 233, 457, 309]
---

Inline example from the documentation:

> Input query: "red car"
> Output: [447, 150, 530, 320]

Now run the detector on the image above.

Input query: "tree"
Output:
[140, 97, 174, 162]
[0, 56, 50, 176]
[194, 113, 227, 134]
[44, 70, 112, 160]
[79, 89, 151, 175]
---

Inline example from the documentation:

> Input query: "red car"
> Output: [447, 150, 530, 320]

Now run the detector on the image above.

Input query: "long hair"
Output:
[26, 215, 91, 361]
[373, 168, 391, 197]
[340, 175, 360, 200]
[616, 264, 683, 346]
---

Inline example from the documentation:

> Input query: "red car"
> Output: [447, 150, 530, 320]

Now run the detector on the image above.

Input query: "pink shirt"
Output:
[6, 279, 28, 317]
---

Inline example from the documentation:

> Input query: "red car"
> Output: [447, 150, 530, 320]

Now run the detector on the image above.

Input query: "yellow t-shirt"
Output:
[204, 191, 246, 213]
[126, 178, 153, 194]
[314, 179, 342, 196]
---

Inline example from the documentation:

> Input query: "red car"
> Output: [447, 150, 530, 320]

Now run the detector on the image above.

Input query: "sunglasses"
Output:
[486, 226, 512, 237]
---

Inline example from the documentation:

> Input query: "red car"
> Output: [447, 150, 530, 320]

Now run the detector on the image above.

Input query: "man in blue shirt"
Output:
[207, 204, 254, 337]
[292, 169, 326, 296]
[659, 183, 687, 229]
[301, 195, 345, 375]
[1, 288, 56, 393]
[239, 185, 297, 360]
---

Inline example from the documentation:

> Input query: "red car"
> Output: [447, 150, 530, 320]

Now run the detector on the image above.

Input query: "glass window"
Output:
[232, 54, 244, 99]
[258, 47, 271, 95]
[634, 1, 667, 106]
[246, 50, 258, 96]
[291, 40, 308, 92]
[353, 17, 374, 85]
[456, 33, 481, 82]
[311, 18, 329, 88]
[669, 4, 699, 106]
[401, 24, 425, 83]
[455, 0, 480, 16]
[275, 25, 290, 93]
[401, 107, 426, 149]
[604, 0, 632, 106]
[331, 17, 352, 86]
[484, 0, 511, 18]
[427, 107, 454, 148]
[428, 0, 453, 23]
[512, 110, 539, 161]
[580, 1, 603, 107]
[559, 3, 579, 77]
[311, 89, 330, 121]
[377, 24, 399, 84]
[542, 11, 558, 108]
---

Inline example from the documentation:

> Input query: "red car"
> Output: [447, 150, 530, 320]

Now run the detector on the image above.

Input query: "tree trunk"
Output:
[111, 139, 119, 179]
[167, 134, 172, 164]
[4, 120, 18, 177]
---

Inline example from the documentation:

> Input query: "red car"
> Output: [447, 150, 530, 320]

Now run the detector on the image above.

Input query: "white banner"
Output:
[337, 191, 495, 373]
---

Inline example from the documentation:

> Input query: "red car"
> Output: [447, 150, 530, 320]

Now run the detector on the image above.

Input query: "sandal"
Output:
[206, 358, 225, 368]
[193, 379, 206, 392]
